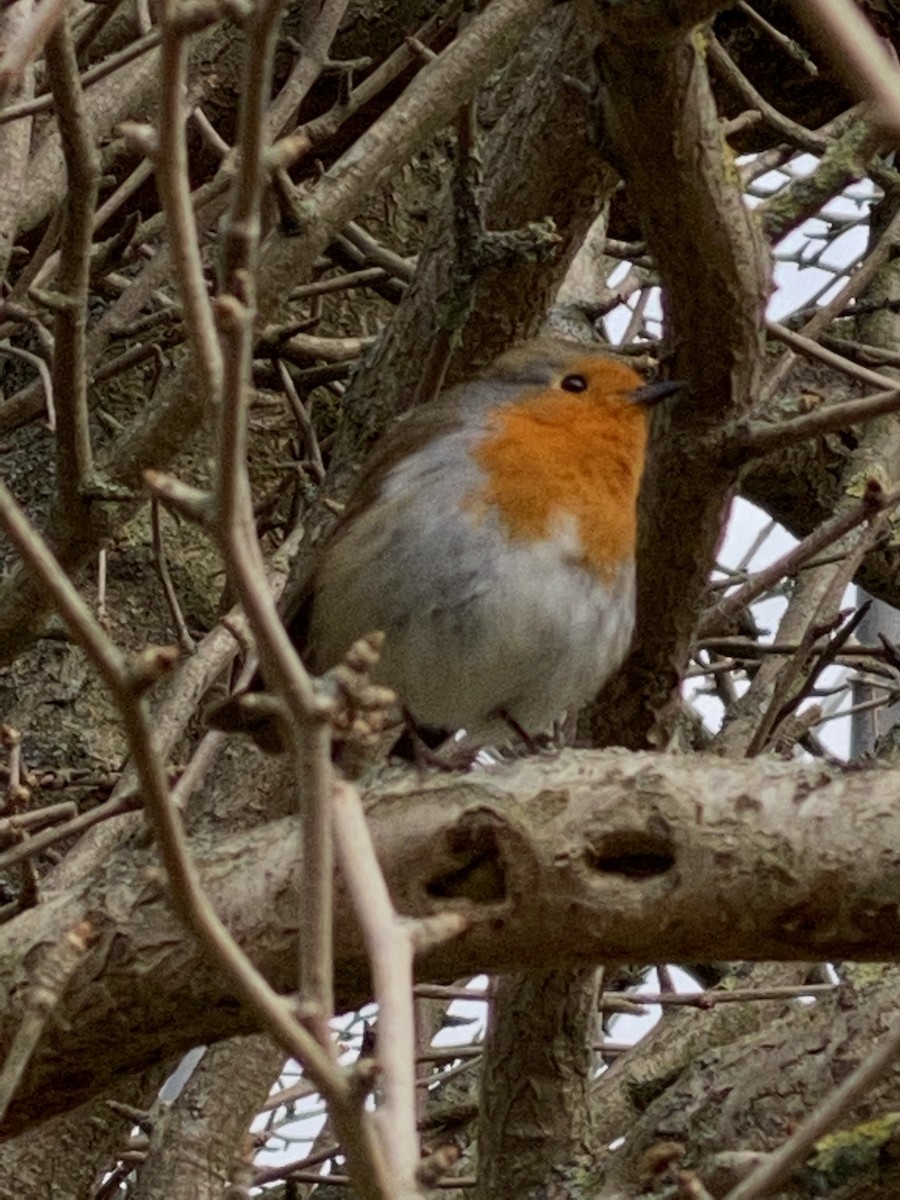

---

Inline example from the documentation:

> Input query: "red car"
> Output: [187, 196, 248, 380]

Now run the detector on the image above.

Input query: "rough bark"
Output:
[4, 749, 900, 1137]
[477, 968, 601, 1199]
[595, 965, 900, 1199]
[131, 1035, 285, 1200]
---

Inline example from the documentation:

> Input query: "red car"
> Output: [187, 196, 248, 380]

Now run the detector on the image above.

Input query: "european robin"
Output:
[209, 338, 678, 753]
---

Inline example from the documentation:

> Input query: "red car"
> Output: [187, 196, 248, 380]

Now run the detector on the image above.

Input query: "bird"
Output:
[207, 337, 679, 755]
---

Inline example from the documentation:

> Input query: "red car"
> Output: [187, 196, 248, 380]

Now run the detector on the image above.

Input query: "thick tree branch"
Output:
[3, 749, 900, 1136]
[573, 2, 771, 751]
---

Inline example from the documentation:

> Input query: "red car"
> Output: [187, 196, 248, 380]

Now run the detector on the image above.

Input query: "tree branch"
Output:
[4, 749, 900, 1135]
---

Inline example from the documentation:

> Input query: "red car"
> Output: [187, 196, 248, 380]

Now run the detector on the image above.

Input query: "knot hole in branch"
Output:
[584, 820, 676, 880]
[426, 812, 508, 904]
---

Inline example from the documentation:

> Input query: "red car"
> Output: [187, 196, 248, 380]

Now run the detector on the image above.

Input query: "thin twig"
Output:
[733, 385, 900, 455]
[153, 0, 222, 411]
[151, 499, 197, 653]
[746, 510, 886, 755]
[207, 0, 408, 1192]
[0, 29, 162, 125]
[342, 221, 417, 283]
[698, 638, 894, 659]
[289, 265, 394, 300]
[332, 780, 423, 1197]
[0, 921, 93, 1121]
[0, 798, 78, 838]
[253, 1141, 341, 1185]
[191, 104, 230, 157]
[29, 155, 157, 294]
[0, 342, 54, 427]
[601, 983, 838, 1009]
[96, 549, 107, 623]
[737, 2, 818, 75]
[262, 328, 374, 362]
[213, 0, 342, 1027]
[0, 788, 142, 872]
[771, 601, 872, 734]
[263, 0, 352, 140]
[277, 359, 325, 482]
[766, 320, 900, 392]
[761, 201, 900, 401]
[266, 0, 464, 153]
[333, 784, 468, 1193]
[700, 486, 900, 635]
[708, 35, 827, 154]
[44, 13, 98, 515]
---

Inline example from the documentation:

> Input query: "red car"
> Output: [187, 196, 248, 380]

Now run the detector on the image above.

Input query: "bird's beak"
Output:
[629, 379, 686, 407]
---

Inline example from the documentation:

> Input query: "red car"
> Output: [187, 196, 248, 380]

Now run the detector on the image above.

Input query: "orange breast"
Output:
[468, 393, 648, 581]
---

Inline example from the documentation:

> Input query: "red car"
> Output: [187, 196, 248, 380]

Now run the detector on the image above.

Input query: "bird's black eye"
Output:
[561, 373, 587, 393]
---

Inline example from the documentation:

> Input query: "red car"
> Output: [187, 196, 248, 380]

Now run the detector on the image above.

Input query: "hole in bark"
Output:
[427, 854, 507, 902]
[585, 830, 675, 879]
[426, 818, 507, 903]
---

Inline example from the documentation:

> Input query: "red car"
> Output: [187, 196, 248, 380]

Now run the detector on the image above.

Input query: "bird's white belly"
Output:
[379, 523, 636, 737]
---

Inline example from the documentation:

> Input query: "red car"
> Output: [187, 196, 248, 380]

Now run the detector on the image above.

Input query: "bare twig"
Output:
[700, 486, 900, 635]
[289, 265, 394, 300]
[0, 788, 142, 872]
[44, 13, 98, 516]
[151, 499, 197, 653]
[0, 343, 54, 428]
[766, 320, 900, 391]
[761, 200, 900, 400]
[266, 0, 464, 153]
[708, 35, 826, 154]
[0, 921, 93, 1121]
[277, 358, 325, 482]
[0, 799, 78, 839]
[29, 156, 157, 294]
[0, 29, 162, 125]
[732, 385, 900, 455]
[208, 0, 396, 1080]
[261, 328, 374, 362]
[152, 0, 222, 411]
[601, 983, 838, 1010]
[204, 0, 411, 1192]
[212, 0, 338, 1030]
[96, 548, 107, 623]
[191, 104, 230, 157]
[746, 508, 887, 755]
[333, 780, 469, 1196]
[737, 2, 819, 75]
[144, 469, 214, 526]
[0, 0, 35, 284]
[1, 725, 26, 818]
[332, 780, 422, 1196]
[341, 221, 417, 283]
[769, 601, 872, 735]
[253, 1141, 341, 1185]
[263, 0, 352, 140]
